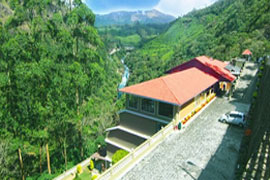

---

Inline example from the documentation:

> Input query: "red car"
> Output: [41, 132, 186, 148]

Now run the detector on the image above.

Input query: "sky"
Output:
[85, 0, 218, 17]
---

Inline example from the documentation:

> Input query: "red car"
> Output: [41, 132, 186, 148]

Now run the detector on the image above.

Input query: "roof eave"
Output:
[119, 91, 181, 106]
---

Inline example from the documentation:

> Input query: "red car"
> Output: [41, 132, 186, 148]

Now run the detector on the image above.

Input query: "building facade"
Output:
[105, 56, 236, 160]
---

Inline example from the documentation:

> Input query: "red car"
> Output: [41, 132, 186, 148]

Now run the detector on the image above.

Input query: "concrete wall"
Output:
[120, 112, 158, 136]
[107, 130, 146, 150]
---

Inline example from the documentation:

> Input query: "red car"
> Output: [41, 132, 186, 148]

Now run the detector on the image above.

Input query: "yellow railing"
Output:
[181, 93, 216, 125]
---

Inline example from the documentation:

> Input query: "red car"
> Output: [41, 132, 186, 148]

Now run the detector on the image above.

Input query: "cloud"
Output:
[155, 0, 217, 17]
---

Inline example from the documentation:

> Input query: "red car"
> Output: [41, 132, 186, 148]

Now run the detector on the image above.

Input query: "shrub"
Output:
[253, 91, 258, 98]
[95, 136, 106, 147]
[92, 175, 98, 180]
[112, 149, 129, 165]
[77, 165, 82, 174]
[260, 66, 264, 71]
[258, 72, 263, 78]
[73, 174, 82, 180]
[90, 159, 94, 170]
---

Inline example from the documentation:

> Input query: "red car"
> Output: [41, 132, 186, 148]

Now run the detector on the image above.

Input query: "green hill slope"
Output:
[0, 0, 122, 179]
[98, 23, 170, 50]
[126, 0, 270, 84]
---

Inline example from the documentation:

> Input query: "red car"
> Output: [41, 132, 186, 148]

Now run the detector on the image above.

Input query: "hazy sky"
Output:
[85, 0, 218, 17]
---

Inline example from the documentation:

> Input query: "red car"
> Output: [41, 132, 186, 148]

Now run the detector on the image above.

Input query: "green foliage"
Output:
[91, 174, 98, 180]
[73, 174, 82, 180]
[95, 136, 106, 147]
[89, 159, 94, 170]
[0, 0, 122, 179]
[112, 149, 129, 165]
[115, 34, 141, 46]
[98, 23, 169, 50]
[253, 91, 258, 98]
[77, 165, 82, 174]
[125, 0, 270, 84]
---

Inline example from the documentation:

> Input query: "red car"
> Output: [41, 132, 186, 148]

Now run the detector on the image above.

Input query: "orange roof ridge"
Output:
[161, 77, 181, 105]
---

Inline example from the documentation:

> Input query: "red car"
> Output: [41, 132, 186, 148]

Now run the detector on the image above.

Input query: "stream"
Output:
[118, 56, 130, 98]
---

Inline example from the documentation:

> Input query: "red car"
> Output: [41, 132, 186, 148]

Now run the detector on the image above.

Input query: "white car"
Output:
[219, 111, 246, 127]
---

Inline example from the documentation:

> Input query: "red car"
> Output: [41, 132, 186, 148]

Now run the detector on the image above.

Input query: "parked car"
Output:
[219, 111, 246, 127]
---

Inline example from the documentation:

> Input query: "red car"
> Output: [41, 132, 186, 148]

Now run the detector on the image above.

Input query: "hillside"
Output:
[95, 9, 176, 27]
[125, 0, 270, 84]
[98, 23, 170, 50]
[0, 0, 122, 179]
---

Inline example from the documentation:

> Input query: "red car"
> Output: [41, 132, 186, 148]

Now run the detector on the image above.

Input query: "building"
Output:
[242, 49, 252, 56]
[242, 49, 252, 61]
[232, 57, 246, 69]
[225, 63, 241, 77]
[105, 56, 236, 161]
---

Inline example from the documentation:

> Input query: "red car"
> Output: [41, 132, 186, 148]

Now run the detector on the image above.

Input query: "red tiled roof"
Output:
[120, 67, 219, 106]
[196, 56, 236, 82]
[196, 56, 228, 68]
[242, 49, 252, 55]
[167, 56, 236, 82]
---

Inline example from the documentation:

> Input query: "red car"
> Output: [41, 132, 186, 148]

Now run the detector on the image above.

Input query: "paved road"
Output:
[121, 62, 258, 180]
[121, 98, 249, 180]
[233, 62, 258, 103]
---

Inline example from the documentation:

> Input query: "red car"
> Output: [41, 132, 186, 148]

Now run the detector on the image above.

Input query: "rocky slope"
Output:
[95, 9, 176, 27]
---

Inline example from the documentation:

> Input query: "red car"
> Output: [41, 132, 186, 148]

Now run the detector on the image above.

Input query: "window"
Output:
[128, 95, 139, 109]
[141, 98, 155, 113]
[230, 114, 242, 118]
[158, 102, 173, 118]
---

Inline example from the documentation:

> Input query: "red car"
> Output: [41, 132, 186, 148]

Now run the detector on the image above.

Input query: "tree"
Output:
[0, 0, 120, 178]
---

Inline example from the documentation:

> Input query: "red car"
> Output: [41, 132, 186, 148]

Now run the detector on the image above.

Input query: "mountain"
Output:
[125, 0, 270, 84]
[95, 9, 176, 27]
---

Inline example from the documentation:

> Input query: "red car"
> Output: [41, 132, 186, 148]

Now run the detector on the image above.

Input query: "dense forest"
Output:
[97, 23, 170, 50]
[0, 0, 123, 179]
[125, 0, 270, 84]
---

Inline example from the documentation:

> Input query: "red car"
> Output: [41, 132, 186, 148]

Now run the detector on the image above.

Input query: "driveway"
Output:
[233, 62, 258, 103]
[121, 98, 249, 180]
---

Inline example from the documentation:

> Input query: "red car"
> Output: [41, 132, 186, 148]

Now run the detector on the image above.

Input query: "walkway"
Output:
[233, 62, 258, 103]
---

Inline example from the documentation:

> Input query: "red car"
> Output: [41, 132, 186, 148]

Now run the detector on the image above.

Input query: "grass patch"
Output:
[116, 34, 141, 46]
